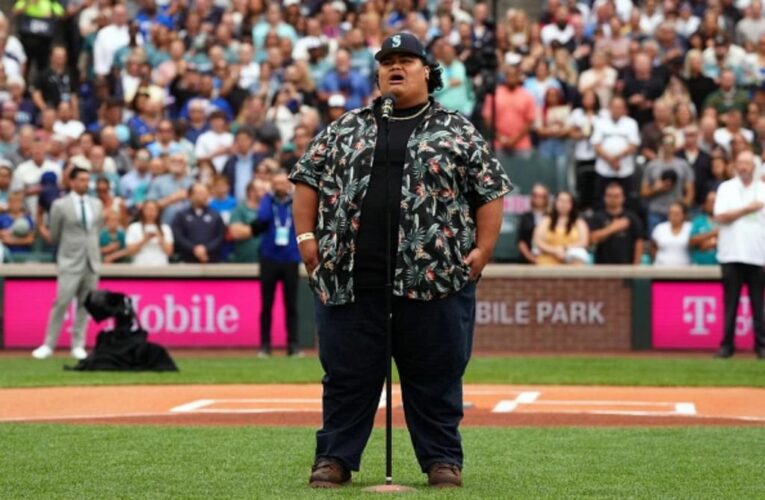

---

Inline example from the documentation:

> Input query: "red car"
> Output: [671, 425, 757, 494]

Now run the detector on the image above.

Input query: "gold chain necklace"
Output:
[388, 102, 430, 121]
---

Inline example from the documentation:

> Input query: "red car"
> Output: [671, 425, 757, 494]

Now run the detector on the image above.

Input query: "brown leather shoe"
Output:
[427, 463, 462, 488]
[309, 458, 351, 488]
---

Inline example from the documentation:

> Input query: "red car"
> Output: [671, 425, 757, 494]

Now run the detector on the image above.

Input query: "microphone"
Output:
[381, 93, 396, 120]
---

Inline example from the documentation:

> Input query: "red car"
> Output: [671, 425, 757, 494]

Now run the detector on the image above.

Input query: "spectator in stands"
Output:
[12, 136, 60, 215]
[0, 119, 21, 166]
[640, 101, 675, 162]
[100, 127, 131, 175]
[52, 101, 84, 142]
[517, 183, 550, 264]
[87, 145, 120, 192]
[0, 191, 35, 255]
[222, 127, 263, 203]
[31, 46, 74, 113]
[0, 163, 11, 211]
[119, 148, 152, 212]
[228, 179, 267, 263]
[577, 51, 617, 112]
[650, 201, 692, 265]
[702, 34, 749, 84]
[623, 53, 664, 128]
[148, 119, 183, 158]
[568, 90, 601, 211]
[483, 65, 536, 156]
[195, 110, 234, 173]
[678, 126, 713, 207]
[714, 109, 753, 155]
[208, 175, 236, 224]
[95, 177, 128, 228]
[703, 69, 748, 114]
[737, 1, 765, 48]
[34, 167, 102, 361]
[523, 59, 562, 108]
[280, 124, 311, 172]
[6, 76, 36, 127]
[319, 48, 371, 111]
[689, 190, 719, 265]
[589, 183, 644, 265]
[533, 191, 590, 265]
[171, 182, 224, 263]
[641, 132, 695, 235]
[536, 87, 571, 189]
[712, 150, 765, 359]
[432, 37, 474, 116]
[146, 153, 193, 226]
[99, 210, 128, 263]
[591, 96, 640, 209]
[125, 200, 174, 266]
[13, 0, 63, 79]
[93, 4, 133, 77]
[684, 50, 718, 114]
[184, 98, 210, 144]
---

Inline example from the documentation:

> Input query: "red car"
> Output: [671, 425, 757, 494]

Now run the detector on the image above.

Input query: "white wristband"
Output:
[296, 232, 315, 244]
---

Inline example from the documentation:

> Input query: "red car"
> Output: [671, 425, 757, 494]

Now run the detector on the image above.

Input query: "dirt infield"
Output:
[1, 384, 764, 427]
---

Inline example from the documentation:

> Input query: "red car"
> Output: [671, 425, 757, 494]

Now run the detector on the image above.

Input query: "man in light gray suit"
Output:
[32, 167, 104, 360]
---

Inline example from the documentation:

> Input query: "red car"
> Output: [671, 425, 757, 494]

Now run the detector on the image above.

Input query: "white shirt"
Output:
[714, 177, 765, 266]
[568, 108, 603, 161]
[53, 120, 86, 141]
[652, 221, 692, 266]
[591, 114, 640, 178]
[195, 130, 234, 173]
[713, 127, 754, 154]
[11, 159, 61, 214]
[238, 62, 261, 90]
[70, 192, 94, 230]
[540, 23, 575, 47]
[125, 222, 173, 266]
[93, 24, 133, 76]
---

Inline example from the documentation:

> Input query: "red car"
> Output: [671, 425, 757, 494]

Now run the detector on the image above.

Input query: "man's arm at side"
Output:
[293, 183, 320, 273]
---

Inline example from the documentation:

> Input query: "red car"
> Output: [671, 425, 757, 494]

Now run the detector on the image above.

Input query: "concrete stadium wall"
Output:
[0, 264, 733, 352]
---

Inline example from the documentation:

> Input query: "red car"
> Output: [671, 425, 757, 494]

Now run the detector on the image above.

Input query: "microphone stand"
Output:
[364, 100, 414, 494]
[383, 115, 393, 487]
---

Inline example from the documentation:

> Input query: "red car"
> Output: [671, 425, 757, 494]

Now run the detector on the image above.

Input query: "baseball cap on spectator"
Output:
[331, 0, 346, 13]
[328, 94, 346, 109]
[504, 52, 522, 66]
[375, 33, 428, 62]
[304, 36, 323, 51]
[0, 158, 12, 169]
[70, 156, 92, 170]
[284, 0, 300, 6]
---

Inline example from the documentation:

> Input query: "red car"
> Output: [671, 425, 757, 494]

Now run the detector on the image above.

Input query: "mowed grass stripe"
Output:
[0, 425, 763, 498]
[0, 356, 763, 388]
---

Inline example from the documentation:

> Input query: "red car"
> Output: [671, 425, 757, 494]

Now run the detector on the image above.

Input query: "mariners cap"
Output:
[375, 33, 428, 62]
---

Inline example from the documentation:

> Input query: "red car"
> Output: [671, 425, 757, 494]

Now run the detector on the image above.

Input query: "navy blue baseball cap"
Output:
[375, 33, 428, 62]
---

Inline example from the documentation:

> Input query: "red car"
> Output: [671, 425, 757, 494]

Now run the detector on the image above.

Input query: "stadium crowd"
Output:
[0, 0, 764, 266]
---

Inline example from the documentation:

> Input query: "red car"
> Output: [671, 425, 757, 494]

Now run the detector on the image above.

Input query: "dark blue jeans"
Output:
[314, 282, 476, 472]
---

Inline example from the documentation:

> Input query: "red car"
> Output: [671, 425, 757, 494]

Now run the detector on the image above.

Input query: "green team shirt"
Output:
[14, 0, 64, 18]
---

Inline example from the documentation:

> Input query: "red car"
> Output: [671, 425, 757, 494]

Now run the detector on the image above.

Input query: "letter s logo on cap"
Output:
[392, 35, 401, 48]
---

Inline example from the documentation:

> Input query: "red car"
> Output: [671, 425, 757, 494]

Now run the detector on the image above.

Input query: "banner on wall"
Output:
[652, 282, 756, 349]
[3, 279, 286, 348]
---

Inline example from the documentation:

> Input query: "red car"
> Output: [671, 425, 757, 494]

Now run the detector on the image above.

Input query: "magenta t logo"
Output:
[682, 296, 716, 335]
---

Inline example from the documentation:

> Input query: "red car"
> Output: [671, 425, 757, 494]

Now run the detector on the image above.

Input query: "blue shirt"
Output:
[256, 193, 301, 263]
[209, 195, 237, 223]
[234, 155, 252, 202]
[320, 70, 371, 111]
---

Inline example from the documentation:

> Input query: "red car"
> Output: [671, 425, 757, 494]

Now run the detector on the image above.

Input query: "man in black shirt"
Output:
[32, 47, 77, 114]
[622, 53, 665, 128]
[589, 182, 644, 264]
[171, 183, 225, 263]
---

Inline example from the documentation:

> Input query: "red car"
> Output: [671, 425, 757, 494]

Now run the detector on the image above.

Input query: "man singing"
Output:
[290, 33, 512, 488]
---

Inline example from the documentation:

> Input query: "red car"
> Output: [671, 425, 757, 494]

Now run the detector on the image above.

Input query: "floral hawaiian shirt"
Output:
[290, 97, 513, 305]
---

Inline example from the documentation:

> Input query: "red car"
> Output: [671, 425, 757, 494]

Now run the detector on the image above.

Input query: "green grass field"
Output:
[0, 354, 763, 388]
[1, 425, 763, 499]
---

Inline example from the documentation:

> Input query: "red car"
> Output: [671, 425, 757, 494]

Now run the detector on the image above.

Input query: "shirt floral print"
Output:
[290, 97, 513, 305]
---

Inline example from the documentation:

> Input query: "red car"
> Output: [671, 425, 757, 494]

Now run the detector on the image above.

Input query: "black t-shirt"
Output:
[35, 68, 75, 108]
[589, 210, 643, 264]
[516, 211, 539, 264]
[353, 99, 429, 289]
[623, 74, 665, 128]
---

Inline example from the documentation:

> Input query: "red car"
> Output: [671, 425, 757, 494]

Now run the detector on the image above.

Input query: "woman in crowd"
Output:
[536, 87, 571, 190]
[651, 201, 692, 266]
[568, 90, 601, 211]
[228, 178, 269, 263]
[533, 191, 590, 265]
[125, 200, 174, 266]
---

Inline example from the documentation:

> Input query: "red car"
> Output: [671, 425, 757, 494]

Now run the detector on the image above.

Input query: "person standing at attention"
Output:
[290, 33, 511, 489]
[712, 151, 765, 359]
[33, 167, 103, 360]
